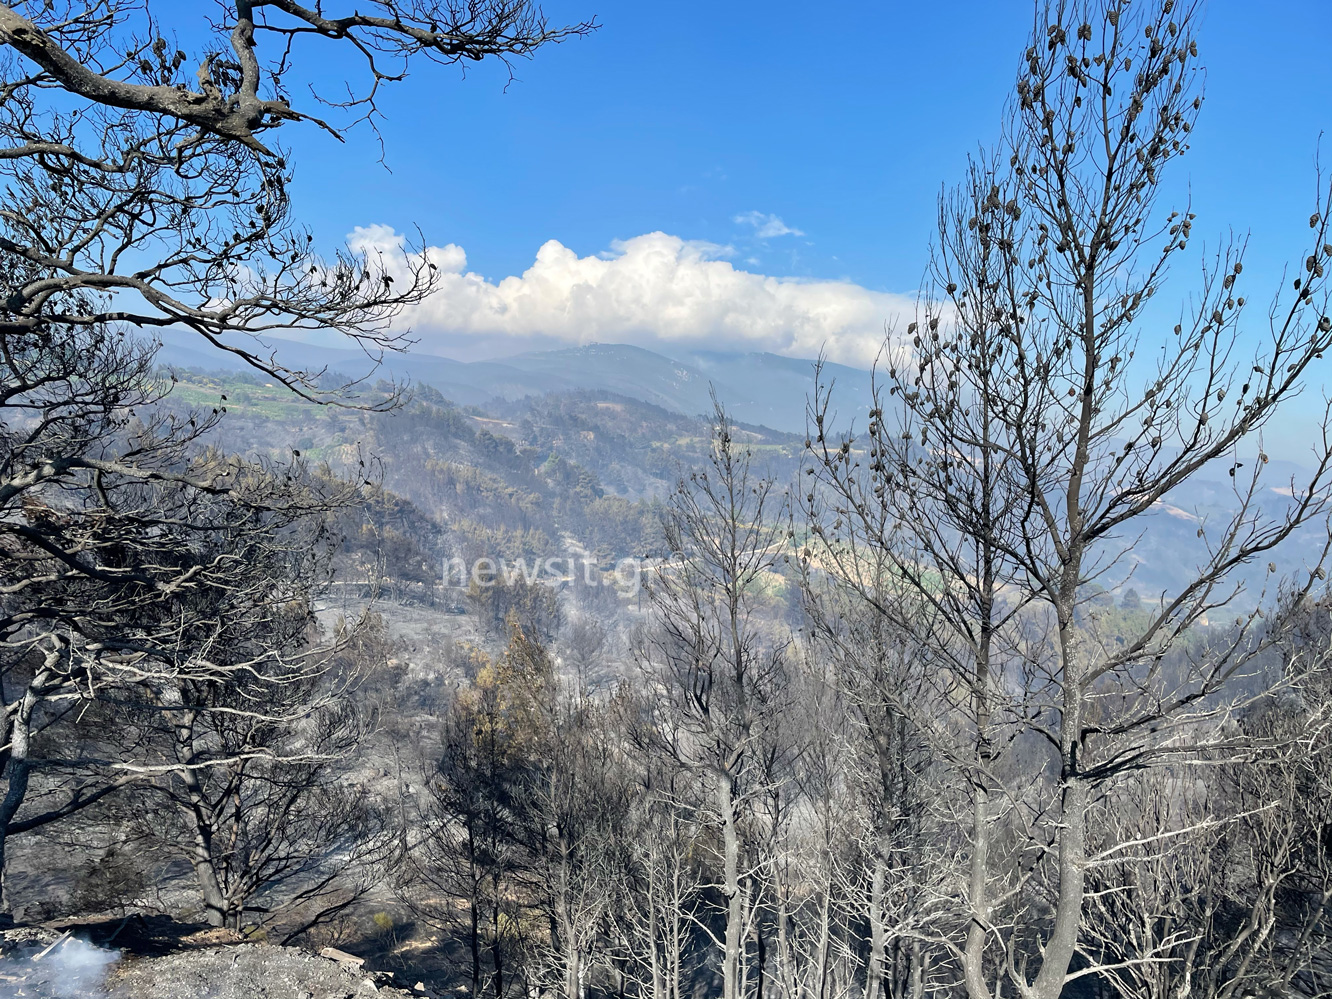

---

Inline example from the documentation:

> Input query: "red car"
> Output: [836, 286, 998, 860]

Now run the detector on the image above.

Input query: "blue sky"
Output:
[277, 0, 1332, 382]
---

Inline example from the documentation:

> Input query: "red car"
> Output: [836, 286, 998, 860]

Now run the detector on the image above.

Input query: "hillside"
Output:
[158, 364, 1324, 617]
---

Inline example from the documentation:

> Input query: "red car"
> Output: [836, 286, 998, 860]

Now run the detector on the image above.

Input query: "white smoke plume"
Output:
[0, 934, 119, 998]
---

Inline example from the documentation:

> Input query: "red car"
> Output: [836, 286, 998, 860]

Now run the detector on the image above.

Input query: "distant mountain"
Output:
[664, 348, 878, 431]
[154, 335, 877, 434]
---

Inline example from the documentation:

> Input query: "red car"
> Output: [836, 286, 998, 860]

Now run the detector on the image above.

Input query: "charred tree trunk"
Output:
[721, 772, 744, 999]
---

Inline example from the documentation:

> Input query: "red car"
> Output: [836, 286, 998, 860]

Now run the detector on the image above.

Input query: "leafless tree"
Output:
[123, 609, 397, 935]
[609, 683, 709, 999]
[639, 402, 792, 999]
[0, 0, 591, 926]
[803, 1, 1332, 995]
[1081, 598, 1332, 998]
[518, 668, 632, 999]
[1080, 754, 1332, 999]
[413, 686, 524, 999]
[563, 614, 609, 689]
[0, 311, 369, 917]
[798, 553, 963, 999]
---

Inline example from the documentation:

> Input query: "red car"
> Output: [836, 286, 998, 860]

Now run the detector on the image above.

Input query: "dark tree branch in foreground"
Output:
[0, 0, 593, 398]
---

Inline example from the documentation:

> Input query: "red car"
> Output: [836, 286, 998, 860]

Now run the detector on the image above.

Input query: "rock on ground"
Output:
[107, 944, 419, 999]
[0, 929, 424, 999]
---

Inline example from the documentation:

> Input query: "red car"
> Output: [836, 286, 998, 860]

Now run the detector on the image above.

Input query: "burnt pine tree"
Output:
[0, 0, 593, 394]
[805, 1, 1332, 996]
[0, 0, 590, 920]
[643, 403, 790, 999]
[0, 318, 364, 917]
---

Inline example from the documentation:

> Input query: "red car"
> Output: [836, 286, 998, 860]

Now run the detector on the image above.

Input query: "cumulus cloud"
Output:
[346, 225, 913, 368]
[733, 211, 804, 238]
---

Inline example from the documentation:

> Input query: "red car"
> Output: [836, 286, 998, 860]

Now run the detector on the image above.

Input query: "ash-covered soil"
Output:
[107, 944, 421, 998]
[0, 925, 430, 998]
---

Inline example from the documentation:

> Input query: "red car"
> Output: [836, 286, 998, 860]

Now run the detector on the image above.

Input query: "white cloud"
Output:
[346, 225, 912, 368]
[733, 210, 804, 239]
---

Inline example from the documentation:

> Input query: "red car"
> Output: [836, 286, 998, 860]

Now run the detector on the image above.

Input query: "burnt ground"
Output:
[0, 919, 439, 998]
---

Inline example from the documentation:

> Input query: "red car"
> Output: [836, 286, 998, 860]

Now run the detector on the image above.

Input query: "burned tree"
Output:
[641, 404, 792, 999]
[805, 0, 1332, 995]
[123, 574, 396, 934]
[0, 0, 591, 921]
[0, 0, 593, 393]
[0, 349, 368, 919]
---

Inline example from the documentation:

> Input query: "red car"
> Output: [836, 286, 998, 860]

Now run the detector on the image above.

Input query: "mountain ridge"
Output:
[154, 334, 876, 435]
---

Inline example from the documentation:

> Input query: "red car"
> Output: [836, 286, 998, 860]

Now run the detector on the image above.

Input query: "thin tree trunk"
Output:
[0, 656, 61, 920]
[647, 865, 664, 999]
[560, 889, 581, 999]
[963, 576, 996, 999]
[866, 850, 886, 999]
[1029, 777, 1086, 999]
[814, 871, 831, 999]
[180, 768, 228, 927]
[776, 876, 793, 999]
[722, 773, 744, 999]
[470, 889, 483, 999]
[1029, 613, 1088, 999]
[963, 783, 992, 999]
[908, 941, 923, 999]
[756, 908, 767, 999]
[0, 680, 41, 918]
[670, 853, 684, 999]
[492, 876, 505, 999]
[169, 706, 229, 929]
